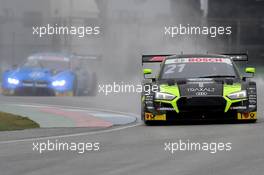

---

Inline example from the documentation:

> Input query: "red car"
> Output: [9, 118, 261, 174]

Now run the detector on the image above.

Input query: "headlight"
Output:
[228, 90, 247, 100]
[155, 92, 176, 100]
[7, 78, 19, 85]
[52, 80, 66, 87]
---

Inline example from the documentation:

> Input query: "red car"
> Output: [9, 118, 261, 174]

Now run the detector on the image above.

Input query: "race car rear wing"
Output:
[142, 55, 174, 79]
[142, 53, 248, 80]
[143, 53, 248, 62]
[142, 53, 248, 66]
[142, 55, 173, 64]
[223, 53, 248, 61]
[71, 53, 101, 61]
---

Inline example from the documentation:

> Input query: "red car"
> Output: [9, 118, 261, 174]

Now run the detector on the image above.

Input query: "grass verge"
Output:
[0, 112, 39, 131]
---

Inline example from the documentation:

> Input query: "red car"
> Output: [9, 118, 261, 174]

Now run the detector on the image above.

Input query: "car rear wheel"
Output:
[73, 78, 78, 96]
[87, 73, 97, 96]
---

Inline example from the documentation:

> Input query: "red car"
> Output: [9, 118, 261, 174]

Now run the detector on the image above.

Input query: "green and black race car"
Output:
[141, 54, 257, 125]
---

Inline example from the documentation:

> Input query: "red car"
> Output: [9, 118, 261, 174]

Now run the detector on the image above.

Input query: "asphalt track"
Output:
[0, 78, 263, 175]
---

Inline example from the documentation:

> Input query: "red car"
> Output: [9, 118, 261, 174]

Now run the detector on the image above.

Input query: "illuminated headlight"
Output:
[155, 92, 176, 100]
[52, 80, 66, 87]
[228, 90, 247, 100]
[7, 78, 19, 85]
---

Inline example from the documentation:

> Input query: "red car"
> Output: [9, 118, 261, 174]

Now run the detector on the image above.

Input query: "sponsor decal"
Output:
[186, 82, 216, 96]
[237, 112, 257, 120]
[187, 87, 215, 93]
[145, 113, 166, 121]
[230, 106, 247, 110]
[157, 107, 175, 111]
[165, 58, 232, 65]
[186, 82, 217, 96]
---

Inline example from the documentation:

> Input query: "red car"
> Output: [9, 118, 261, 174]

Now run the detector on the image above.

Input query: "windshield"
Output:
[160, 58, 238, 79]
[23, 56, 70, 71]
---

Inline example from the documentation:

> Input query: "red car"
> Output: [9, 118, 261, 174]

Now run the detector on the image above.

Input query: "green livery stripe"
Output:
[223, 83, 246, 112]
[155, 84, 180, 113]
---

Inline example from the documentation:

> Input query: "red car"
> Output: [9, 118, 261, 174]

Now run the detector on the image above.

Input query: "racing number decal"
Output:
[165, 65, 176, 74]
[164, 64, 185, 74]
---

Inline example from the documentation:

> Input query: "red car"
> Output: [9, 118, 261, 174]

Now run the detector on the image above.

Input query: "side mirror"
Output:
[245, 67, 255, 74]
[143, 69, 152, 75]
[243, 67, 256, 81]
[245, 67, 256, 74]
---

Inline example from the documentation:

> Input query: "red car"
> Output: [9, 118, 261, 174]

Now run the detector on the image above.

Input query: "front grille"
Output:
[22, 80, 33, 84]
[35, 81, 48, 87]
[177, 96, 226, 112]
[15, 87, 54, 96]
[22, 80, 34, 87]
[22, 80, 48, 87]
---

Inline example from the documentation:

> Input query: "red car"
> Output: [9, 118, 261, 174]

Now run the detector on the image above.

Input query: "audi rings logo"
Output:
[196, 92, 208, 96]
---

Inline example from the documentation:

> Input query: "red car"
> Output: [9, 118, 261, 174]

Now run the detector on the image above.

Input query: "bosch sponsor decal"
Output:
[165, 58, 232, 65]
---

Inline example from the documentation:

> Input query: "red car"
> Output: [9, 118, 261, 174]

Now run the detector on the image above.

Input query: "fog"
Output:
[0, 0, 263, 114]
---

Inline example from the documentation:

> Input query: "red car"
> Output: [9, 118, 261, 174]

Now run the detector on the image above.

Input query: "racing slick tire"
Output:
[73, 78, 79, 96]
[87, 72, 97, 96]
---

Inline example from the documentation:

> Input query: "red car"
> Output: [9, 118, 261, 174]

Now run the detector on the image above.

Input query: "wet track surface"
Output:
[0, 78, 263, 175]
